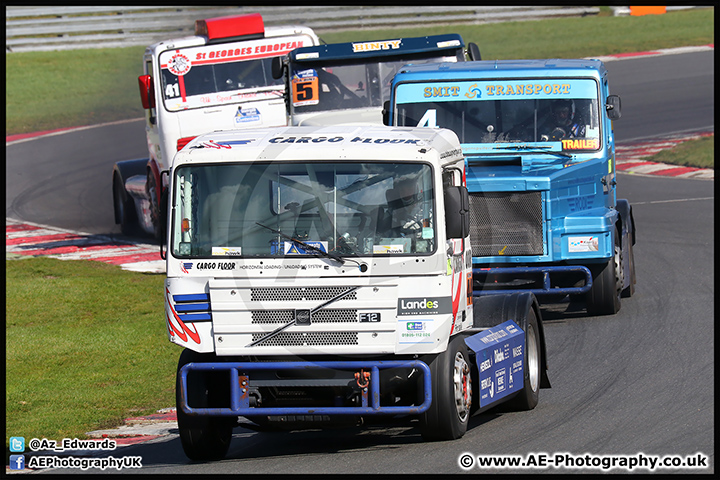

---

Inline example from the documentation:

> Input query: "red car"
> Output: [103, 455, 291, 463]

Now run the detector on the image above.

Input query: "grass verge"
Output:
[4, 7, 714, 136]
[5, 257, 177, 443]
[642, 135, 714, 169]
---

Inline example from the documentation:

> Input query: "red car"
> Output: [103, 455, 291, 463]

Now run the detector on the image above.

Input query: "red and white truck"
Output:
[112, 13, 319, 238]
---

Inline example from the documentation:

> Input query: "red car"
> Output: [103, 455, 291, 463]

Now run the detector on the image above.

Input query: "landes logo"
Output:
[397, 297, 451, 316]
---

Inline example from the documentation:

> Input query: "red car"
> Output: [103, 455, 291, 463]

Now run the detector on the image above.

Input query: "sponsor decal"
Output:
[486, 83, 571, 96]
[465, 320, 524, 407]
[568, 236, 599, 252]
[562, 138, 600, 150]
[352, 39, 402, 52]
[397, 297, 452, 316]
[212, 246, 242, 256]
[373, 244, 404, 254]
[167, 52, 191, 76]
[194, 262, 237, 270]
[180, 262, 192, 274]
[235, 107, 261, 125]
[283, 241, 328, 255]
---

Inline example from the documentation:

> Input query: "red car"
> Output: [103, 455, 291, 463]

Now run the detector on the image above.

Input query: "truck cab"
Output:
[272, 34, 478, 127]
[162, 125, 549, 460]
[113, 14, 319, 238]
[386, 60, 636, 315]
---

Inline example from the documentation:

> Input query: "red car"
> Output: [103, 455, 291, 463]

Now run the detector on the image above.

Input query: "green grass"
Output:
[4, 7, 714, 136]
[5, 257, 177, 443]
[642, 135, 714, 169]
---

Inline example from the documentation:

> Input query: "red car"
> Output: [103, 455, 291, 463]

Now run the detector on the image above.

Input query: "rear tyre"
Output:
[420, 335, 472, 441]
[586, 228, 623, 316]
[113, 174, 137, 236]
[176, 349, 235, 461]
[504, 307, 541, 411]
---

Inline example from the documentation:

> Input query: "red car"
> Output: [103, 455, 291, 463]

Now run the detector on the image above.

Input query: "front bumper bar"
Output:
[178, 360, 432, 417]
[473, 265, 593, 296]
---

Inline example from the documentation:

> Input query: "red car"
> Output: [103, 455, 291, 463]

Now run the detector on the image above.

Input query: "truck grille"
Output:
[468, 191, 544, 256]
[251, 287, 358, 302]
[252, 309, 358, 324]
[250, 331, 359, 347]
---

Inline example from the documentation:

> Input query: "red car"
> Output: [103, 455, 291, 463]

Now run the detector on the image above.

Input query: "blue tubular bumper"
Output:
[473, 265, 592, 296]
[179, 360, 432, 416]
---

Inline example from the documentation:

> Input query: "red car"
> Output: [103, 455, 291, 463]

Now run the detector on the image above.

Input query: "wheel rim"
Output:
[527, 323, 539, 392]
[452, 351, 472, 422]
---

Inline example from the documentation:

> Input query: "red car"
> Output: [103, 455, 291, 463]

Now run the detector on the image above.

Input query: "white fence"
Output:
[6, 6, 601, 53]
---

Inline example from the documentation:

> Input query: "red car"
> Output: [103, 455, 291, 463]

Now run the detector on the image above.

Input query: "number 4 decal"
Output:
[416, 109, 437, 128]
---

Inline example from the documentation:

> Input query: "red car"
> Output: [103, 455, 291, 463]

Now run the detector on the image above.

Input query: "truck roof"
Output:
[289, 33, 465, 62]
[175, 125, 464, 165]
[393, 59, 608, 81]
[145, 24, 317, 56]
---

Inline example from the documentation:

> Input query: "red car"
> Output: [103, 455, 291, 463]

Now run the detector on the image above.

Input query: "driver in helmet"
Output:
[540, 99, 585, 141]
[384, 177, 427, 238]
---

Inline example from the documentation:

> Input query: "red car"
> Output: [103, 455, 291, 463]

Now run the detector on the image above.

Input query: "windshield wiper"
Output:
[255, 222, 367, 271]
[494, 144, 572, 158]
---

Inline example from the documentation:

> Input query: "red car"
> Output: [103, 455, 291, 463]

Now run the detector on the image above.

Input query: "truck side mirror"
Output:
[444, 185, 470, 239]
[382, 100, 390, 126]
[606, 95, 621, 120]
[271, 56, 285, 80]
[138, 75, 155, 109]
[467, 42, 481, 61]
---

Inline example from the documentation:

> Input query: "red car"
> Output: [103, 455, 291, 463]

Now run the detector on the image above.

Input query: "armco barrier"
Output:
[6, 6, 600, 53]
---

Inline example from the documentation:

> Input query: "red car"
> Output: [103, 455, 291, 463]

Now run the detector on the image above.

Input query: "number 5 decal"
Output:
[292, 77, 319, 106]
[416, 109, 437, 128]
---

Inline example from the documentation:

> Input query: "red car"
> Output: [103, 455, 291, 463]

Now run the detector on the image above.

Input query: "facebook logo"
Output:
[10, 436, 25, 452]
[9, 455, 25, 470]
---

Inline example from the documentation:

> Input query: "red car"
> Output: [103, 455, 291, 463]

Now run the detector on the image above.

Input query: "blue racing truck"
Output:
[385, 60, 636, 315]
[271, 34, 480, 126]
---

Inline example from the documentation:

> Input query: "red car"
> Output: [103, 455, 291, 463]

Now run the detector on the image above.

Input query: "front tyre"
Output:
[420, 335, 472, 441]
[113, 174, 137, 236]
[586, 227, 623, 316]
[176, 349, 235, 461]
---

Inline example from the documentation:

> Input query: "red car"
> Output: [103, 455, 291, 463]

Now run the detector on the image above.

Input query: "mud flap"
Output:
[465, 320, 525, 408]
[471, 292, 550, 389]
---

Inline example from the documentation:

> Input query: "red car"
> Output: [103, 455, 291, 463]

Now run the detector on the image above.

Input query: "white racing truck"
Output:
[112, 13, 319, 238]
[162, 125, 550, 460]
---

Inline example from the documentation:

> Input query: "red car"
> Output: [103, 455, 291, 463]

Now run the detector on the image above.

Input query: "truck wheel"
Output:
[146, 171, 161, 240]
[621, 234, 636, 298]
[113, 174, 137, 236]
[176, 349, 235, 461]
[419, 335, 472, 441]
[586, 228, 623, 316]
[504, 307, 541, 411]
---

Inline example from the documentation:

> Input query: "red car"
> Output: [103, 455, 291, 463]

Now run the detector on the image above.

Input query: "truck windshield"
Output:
[171, 161, 436, 258]
[394, 78, 601, 152]
[290, 53, 459, 115]
[157, 36, 308, 112]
